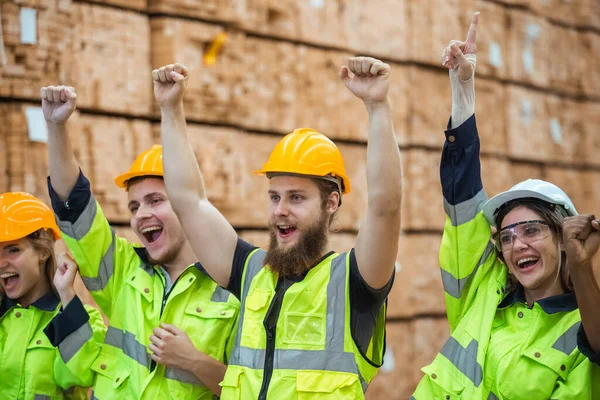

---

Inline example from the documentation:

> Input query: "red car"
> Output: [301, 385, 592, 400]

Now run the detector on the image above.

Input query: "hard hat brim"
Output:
[114, 171, 164, 189]
[482, 189, 578, 227]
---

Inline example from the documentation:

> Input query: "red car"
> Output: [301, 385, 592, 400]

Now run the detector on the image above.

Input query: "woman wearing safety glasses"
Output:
[412, 12, 600, 400]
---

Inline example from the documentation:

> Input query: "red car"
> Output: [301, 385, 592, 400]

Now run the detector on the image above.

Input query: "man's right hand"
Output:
[41, 85, 77, 125]
[152, 63, 189, 109]
[441, 12, 479, 81]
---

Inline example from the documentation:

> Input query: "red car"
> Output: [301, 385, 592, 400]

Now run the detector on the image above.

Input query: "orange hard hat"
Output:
[0, 192, 61, 242]
[254, 128, 351, 194]
[114, 144, 163, 189]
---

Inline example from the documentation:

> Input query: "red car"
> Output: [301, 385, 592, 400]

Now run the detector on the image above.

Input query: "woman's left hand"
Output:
[563, 215, 600, 266]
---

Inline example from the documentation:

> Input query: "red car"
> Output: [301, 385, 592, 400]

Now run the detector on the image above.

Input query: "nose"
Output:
[512, 235, 528, 251]
[136, 203, 153, 219]
[274, 198, 289, 217]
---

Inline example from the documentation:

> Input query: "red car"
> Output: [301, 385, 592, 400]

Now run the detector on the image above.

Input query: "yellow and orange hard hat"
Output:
[0, 192, 60, 242]
[114, 144, 164, 189]
[254, 128, 351, 194]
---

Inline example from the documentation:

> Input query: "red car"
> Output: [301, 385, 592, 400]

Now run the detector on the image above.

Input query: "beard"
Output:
[146, 234, 185, 267]
[263, 213, 329, 278]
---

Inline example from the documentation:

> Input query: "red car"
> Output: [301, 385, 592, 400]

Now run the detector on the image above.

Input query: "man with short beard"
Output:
[156, 55, 402, 399]
[41, 85, 240, 399]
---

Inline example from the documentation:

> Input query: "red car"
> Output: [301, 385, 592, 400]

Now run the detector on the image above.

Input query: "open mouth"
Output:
[517, 257, 540, 271]
[141, 226, 163, 244]
[0, 272, 19, 291]
[278, 225, 297, 238]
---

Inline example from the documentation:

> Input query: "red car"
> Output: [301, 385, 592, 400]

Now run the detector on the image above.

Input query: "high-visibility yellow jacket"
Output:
[47, 174, 240, 400]
[0, 291, 106, 400]
[412, 115, 600, 400]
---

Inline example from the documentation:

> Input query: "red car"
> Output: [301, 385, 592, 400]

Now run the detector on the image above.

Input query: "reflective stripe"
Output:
[165, 366, 202, 385]
[57, 196, 98, 240]
[552, 322, 581, 355]
[444, 189, 488, 226]
[231, 252, 367, 391]
[488, 391, 499, 400]
[211, 285, 230, 303]
[105, 326, 151, 368]
[440, 337, 483, 387]
[82, 228, 117, 292]
[230, 249, 266, 359]
[59, 322, 93, 363]
[34, 395, 51, 400]
[441, 241, 494, 299]
[233, 347, 358, 373]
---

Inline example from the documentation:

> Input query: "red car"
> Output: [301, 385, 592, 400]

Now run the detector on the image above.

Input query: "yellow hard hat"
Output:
[254, 128, 351, 194]
[0, 192, 61, 242]
[114, 144, 163, 189]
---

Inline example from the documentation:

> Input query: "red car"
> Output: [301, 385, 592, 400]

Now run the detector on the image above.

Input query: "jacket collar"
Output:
[499, 285, 578, 314]
[0, 290, 60, 318]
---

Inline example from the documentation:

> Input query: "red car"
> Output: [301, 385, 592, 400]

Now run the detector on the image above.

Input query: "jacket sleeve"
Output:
[49, 171, 138, 318]
[551, 352, 600, 399]
[439, 114, 499, 332]
[44, 296, 107, 389]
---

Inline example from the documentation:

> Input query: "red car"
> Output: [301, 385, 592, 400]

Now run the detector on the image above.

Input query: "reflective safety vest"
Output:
[221, 249, 386, 399]
[0, 292, 106, 400]
[56, 195, 240, 399]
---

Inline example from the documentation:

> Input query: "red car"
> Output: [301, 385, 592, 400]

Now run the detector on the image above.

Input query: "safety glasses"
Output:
[494, 220, 551, 252]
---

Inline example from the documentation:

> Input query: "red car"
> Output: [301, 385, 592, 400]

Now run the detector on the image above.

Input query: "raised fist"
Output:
[152, 63, 189, 108]
[40, 85, 77, 124]
[339, 56, 391, 105]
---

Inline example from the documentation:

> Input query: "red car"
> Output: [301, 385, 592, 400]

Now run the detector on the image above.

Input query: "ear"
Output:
[326, 191, 340, 214]
[39, 248, 52, 262]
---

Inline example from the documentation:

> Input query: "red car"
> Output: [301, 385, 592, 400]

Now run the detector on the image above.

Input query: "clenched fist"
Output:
[149, 323, 200, 371]
[40, 85, 77, 124]
[54, 252, 78, 306]
[563, 214, 600, 267]
[339, 57, 391, 105]
[152, 63, 189, 108]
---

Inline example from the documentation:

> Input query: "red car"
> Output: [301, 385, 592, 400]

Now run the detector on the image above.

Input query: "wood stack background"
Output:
[1, 0, 599, 398]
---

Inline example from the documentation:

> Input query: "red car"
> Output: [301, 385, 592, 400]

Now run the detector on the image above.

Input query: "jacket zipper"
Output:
[150, 268, 185, 372]
[258, 278, 286, 400]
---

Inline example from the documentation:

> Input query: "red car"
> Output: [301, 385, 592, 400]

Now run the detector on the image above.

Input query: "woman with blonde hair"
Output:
[0, 191, 106, 399]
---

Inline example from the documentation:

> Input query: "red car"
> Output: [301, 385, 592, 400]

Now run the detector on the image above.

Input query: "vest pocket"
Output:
[498, 346, 573, 399]
[283, 312, 325, 347]
[241, 289, 271, 348]
[296, 370, 362, 399]
[220, 365, 244, 400]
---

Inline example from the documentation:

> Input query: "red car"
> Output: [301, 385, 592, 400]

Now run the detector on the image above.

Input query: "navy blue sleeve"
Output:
[440, 114, 483, 206]
[44, 296, 89, 346]
[226, 237, 258, 299]
[47, 169, 92, 224]
[577, 323, 600, 366]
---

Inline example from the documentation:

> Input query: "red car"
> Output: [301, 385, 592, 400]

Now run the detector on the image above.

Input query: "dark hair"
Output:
[494, 198, 572, 293]
[314, 178, 340, 230]
[126, 175, 163, 191]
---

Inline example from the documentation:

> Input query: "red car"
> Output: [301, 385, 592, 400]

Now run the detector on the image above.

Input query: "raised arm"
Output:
[340, 57, 402, 289]
[42, 86, 80, 201]
[438, 13, 501, 332]
[153, 64, 237, 288]
[563, 215, 600, 353]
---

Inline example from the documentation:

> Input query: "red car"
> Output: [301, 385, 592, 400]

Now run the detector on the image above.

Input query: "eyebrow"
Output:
[128, 192, 165, 208]
[268, 189, 308, 195]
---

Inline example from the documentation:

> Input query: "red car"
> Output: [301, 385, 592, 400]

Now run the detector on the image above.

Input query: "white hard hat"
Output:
[482, 179, 578, 227]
